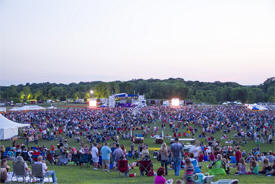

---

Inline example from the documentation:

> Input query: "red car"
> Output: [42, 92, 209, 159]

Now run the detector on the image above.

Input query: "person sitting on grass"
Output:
[183, 158, 194, 184]
[155, 167, 167, 184]
[141, 145, 149, 159]
[222, 158, 230, 174]
[235, 158, 247, 175]
[248, 159, 258, 175]
[259, 158, 272, 175]
[189, 152, 201, 174]
[155, 167, 173, 184]
[0, 166, 7, 183]
[208, 154, 226, 176]
[266, 160, 275, 176]
[1, 159, 10, 172]
[0, 159, 10, 183]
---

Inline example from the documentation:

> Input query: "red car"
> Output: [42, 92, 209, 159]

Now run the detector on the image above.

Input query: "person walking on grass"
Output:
[170, 137, 183, 176]
[101, 142, 112, 172]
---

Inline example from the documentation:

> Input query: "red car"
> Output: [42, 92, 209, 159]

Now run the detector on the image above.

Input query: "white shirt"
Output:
[91, 146, 98, 158]
[190, 145, 201, 158]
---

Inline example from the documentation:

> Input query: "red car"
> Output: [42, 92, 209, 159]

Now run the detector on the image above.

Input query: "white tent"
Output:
[0, 107, 6, 112]
[246, 104, 268, 111]
[9, 105, 46, 111]
[0, 114, 30, 140]
[48, 106, 57, 110]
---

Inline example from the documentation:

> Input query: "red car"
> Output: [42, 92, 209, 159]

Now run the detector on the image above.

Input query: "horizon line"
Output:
[1, 77, 273, 87]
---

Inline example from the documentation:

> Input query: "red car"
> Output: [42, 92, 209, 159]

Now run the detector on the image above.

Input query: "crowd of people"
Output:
[0, 105, 274, 183]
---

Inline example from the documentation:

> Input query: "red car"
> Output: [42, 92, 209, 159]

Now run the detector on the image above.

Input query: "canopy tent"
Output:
[48, 106, 57, 110]
[0, 114, 30, 140]
[252, 106, 259, 110]
[246, 104, 268, 111]
[9, 105, 46, 111]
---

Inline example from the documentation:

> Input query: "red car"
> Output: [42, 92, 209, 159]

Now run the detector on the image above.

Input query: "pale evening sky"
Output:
[0, 0, 274, 86]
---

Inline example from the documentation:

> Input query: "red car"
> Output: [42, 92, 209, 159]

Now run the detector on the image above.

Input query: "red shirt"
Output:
[236, 150, 242, 162]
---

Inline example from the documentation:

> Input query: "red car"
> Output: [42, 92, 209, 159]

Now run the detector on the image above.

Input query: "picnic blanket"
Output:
[6, 172, 53, 183]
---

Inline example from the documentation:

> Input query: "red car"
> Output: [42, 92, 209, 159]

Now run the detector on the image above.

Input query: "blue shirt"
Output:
[170, 142, 183, 159]
[101, 146, 111, 160]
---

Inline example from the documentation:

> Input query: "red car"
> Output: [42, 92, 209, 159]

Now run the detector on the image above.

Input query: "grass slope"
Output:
[3, 121, 275, 184]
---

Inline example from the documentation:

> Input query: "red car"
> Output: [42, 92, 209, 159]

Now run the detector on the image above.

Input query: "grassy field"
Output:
[2, 121, 275, 184]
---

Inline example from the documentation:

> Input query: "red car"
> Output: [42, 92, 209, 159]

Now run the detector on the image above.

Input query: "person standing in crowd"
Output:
[189, 141, 201, 160]
[121, 144, 127, 157]
[110, 143, 117, 169]
[130, 142, 135, 155]
[170, 138, 183, 176]
[268, 134, 272, 144]
[112, 143, 124, 168]
[91, 143, 99, 170]
[101, 142, 112, 172]
[236, 147, 242, 164]
[159, 143, 169, 176]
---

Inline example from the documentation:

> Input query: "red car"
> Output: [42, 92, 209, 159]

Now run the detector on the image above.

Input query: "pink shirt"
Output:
[155, 175, 166, 184]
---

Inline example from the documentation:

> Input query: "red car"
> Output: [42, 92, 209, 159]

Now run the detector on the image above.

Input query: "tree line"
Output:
[0, 77, 274, 104]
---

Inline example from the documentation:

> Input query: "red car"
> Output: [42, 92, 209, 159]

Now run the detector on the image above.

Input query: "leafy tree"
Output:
[94, 83, 110, 98]
[84, 93, 91, 101]
[0, 77, 274, 104]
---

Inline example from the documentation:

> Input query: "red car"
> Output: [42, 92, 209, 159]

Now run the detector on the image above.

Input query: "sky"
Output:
[0, 0, 274, 86]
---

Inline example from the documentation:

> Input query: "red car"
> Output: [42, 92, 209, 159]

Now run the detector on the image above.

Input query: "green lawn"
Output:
[2, 121, 275, 184]
[47, 163, 275, 184]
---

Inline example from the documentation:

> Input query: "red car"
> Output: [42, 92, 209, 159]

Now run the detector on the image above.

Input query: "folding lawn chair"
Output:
[79, 153, 90, 166]
[12, 162, 28, 182]
[72, 153, 80, 165]
[118, 159, 129, 176]
[138, 160, 153, 176]
[31, 163, 45, 183]
[57, 154, 68, 165]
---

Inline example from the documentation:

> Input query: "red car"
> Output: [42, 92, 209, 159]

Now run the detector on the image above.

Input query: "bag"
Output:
[129, 173, 136, 177]
[147, 169, 154, 176]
